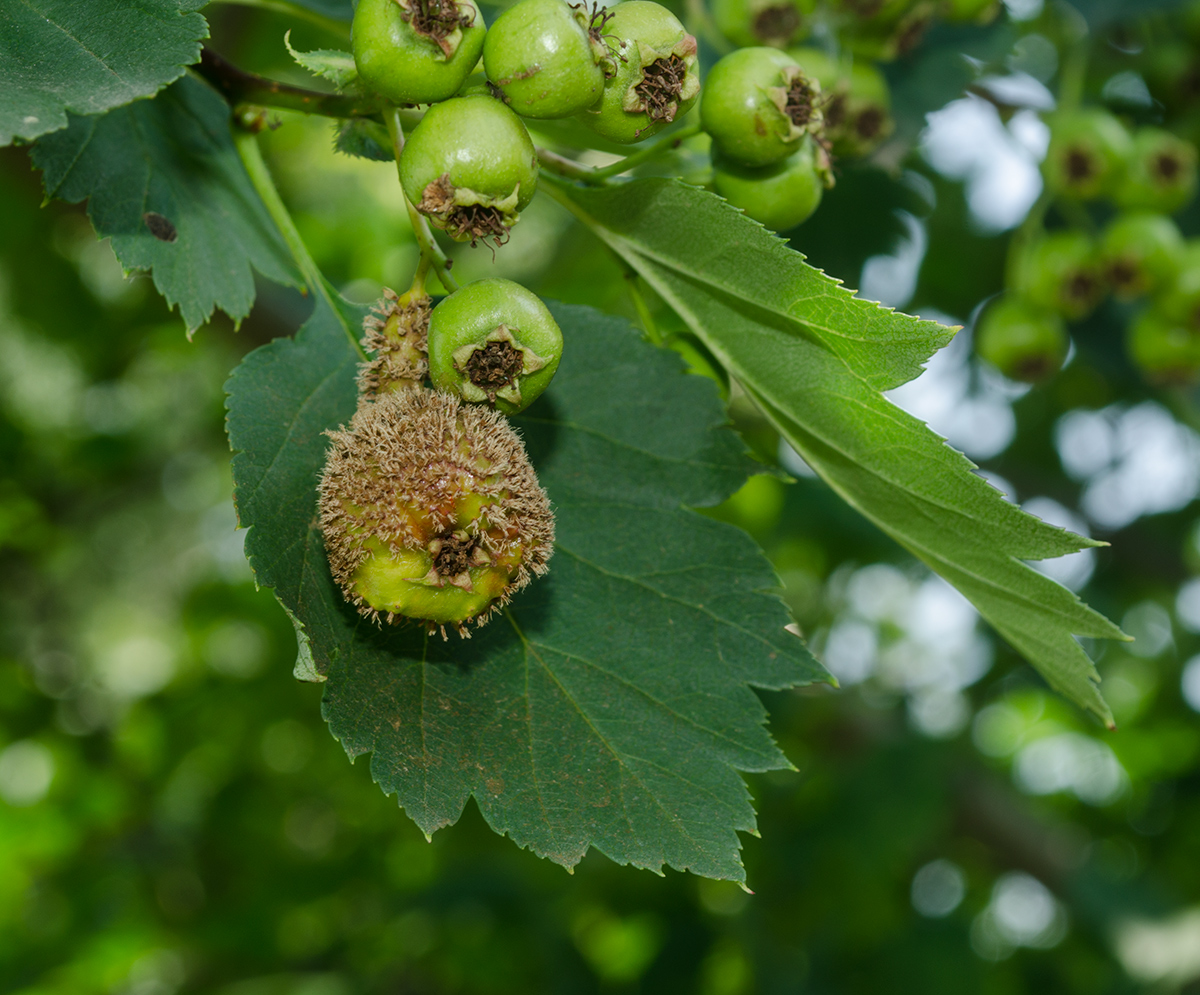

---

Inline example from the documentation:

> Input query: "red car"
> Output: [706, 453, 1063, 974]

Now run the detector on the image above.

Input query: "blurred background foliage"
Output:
[4, 0, 1200, 992]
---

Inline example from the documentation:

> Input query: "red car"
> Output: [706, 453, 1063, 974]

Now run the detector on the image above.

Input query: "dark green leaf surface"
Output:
[226, 297, 826, 879]
[0, 0, 208, 147]
[32, 76, 301, 333]
[549, 177, 1124, 725]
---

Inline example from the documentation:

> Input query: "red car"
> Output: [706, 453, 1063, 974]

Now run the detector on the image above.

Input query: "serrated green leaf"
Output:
[0, 0, 208, 147]
[334, 118, 394, 161]
[547, 176, 1124, 726]
[226, 296, 827, 879]
[284, 30, 360, 91]
[32, 76, 302, 333]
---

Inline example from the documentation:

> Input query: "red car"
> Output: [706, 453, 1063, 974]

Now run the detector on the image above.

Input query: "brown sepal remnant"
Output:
[635, 55, 689, 123]
[785, 75, 820, 130]
[418, 174, 511, 251]
[318, 387, 554, 635]
[358, 288, 432, 397]
[397, 0, 476, 57]
[465, 340, 525, 398]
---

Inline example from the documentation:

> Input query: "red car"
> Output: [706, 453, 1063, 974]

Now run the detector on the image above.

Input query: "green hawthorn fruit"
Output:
[1128, 308, 1200, 383]
[1008, 230, 1105, 321]
[975, 296, 1068, 383]
[710, 0, 814, 48]
[1115, 127, 1199, 213]
[319, 386, 554, 632]
[1100, 211, 1185, 300]
[712, 138, 827, 232]
[1042, 109, 1133, 200]
[577, 1, 700, 145]
[1154, 239, 1200, 326]
[352, 0, 487, 105]
[399, 95, 538, 245]
[427, 279, 563, 415]
[483, 0, 609, 119]
[700, 48, 821, 168]
[788, 47, 893, 157]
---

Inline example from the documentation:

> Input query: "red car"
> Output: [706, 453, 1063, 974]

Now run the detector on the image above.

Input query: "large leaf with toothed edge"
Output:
[225, 294, 828, 880]
[548, 176, 1125, 726]
[0, 0, 209, 147]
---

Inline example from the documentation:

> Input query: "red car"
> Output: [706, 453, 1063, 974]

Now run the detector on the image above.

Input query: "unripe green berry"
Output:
[712, 138, 827, 232]
[1128, 308, 1200, 384]
[1115, 128, 1199, 214]
[1042, 109, 1133, 201]
[399, 95, 539, 246]
[577, 1, 700, 145]
[788, 47, 892, 157]
[428, 279, 563, 415]
[975, 296, 1068, 383]
[352, 0, 487, 105]
[1008, 229, 1105, 321]
[319, 386, 554, 632]
[1100, 211, 1185, 300]
[483, 0, 608, 119]
[711, 0, 814, 49]
[701, 48, 821, 168]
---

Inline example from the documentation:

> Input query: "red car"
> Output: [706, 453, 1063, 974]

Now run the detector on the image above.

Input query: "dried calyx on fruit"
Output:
[578, 1, 700, 144]
[399, 95, 539, 247]
[788, 47, 892, 158]
[357, 287, 432, 397]
[319, 386, 554, 634]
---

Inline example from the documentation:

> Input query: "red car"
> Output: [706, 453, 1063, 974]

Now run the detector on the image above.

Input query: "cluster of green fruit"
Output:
[319, 279, 563, 633]
[325, 0, 991, 632]
[976, 107, 1200, 384]
[355, 0, 703, 245]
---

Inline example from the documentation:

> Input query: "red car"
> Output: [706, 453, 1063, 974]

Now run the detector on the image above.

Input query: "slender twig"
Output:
[207, 0, 353, 38]
[196, 48, 391, 121]
[536, 124, 704, 185]
[234, 129, 367, 359]
[383, 105, 460, 294]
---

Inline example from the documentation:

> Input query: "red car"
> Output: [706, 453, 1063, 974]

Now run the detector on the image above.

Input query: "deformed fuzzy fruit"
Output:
[1101, 211, 1185, 300]
[352, 0, 487, 105]
[700, 47, 822, 168]
[788, 47, 893, 158]
[710, 0, 814, 49]
[1128, 308, 1200, 384]
[577, 1, 700, 145]
[1007, 229, 1105, 322]
[358, 287, 432, 398]
[483, 0, 610, 119]
[712, 137, 828, 232]
[399, 94, 539, 247]
[319, 386, 554, 633]
[975, 296, 1068, 384]
[1115, 127, 1199, 214]
[1042, 109, 1133, 201]
[428, 278, 563, 415]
